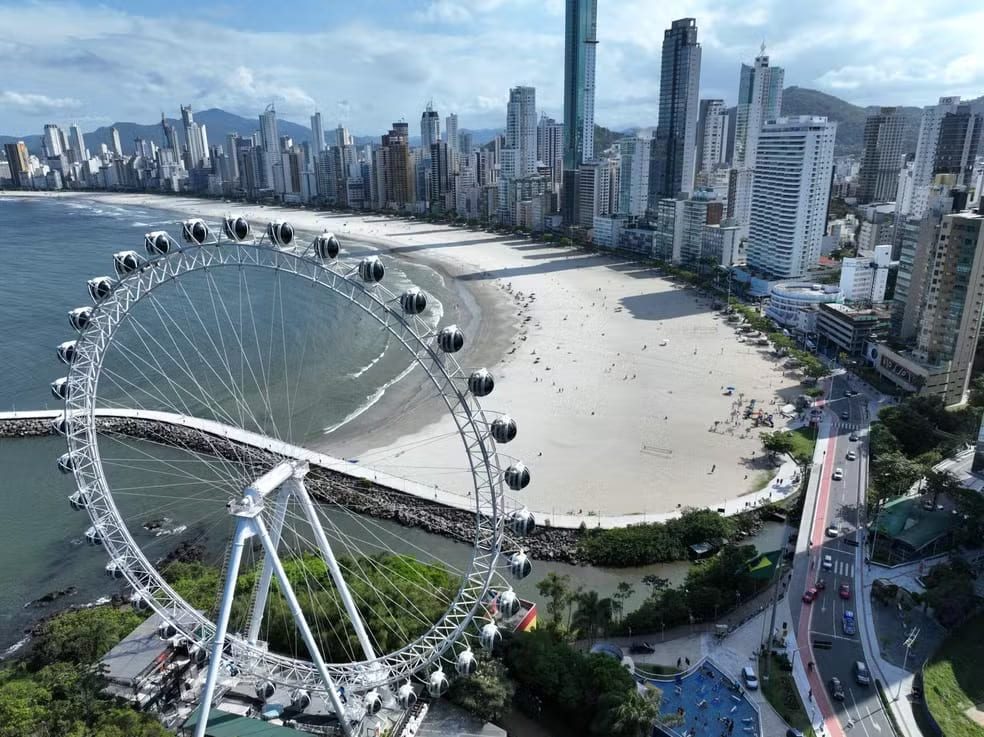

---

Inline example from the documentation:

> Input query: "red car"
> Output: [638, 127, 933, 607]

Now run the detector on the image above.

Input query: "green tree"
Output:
[968, 374, 984, 408]
[869, 450, 924, 506]
[448, 655, 514, 723]
[609, 685, 663, 737]
[922, 561, 976, 628]
[641, 575, 669, 596]
[923, 469, 962, 508]
[800, 356, 828, 379]
[536, 572, 573, 629]
[31, 607, 145, 668]
[572, 590, 614, 641]
[612, 582, 635, 623]
[761, 430, 796, 458]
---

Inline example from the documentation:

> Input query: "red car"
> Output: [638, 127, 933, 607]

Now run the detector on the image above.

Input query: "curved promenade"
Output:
[0, 408, 795, 529]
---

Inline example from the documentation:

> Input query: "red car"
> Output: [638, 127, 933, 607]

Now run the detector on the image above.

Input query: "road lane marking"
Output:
[849, 688, 872, 737]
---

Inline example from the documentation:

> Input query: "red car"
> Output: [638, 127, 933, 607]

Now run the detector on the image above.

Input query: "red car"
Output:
[839, 583, 851, 599]
[802, 587, 819, 603]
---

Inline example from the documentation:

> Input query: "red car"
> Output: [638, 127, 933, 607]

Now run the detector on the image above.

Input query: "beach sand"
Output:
[7, 192, 803, 516]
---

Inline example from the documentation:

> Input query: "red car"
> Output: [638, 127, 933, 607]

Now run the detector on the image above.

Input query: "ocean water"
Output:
[0, 195, 785, 656]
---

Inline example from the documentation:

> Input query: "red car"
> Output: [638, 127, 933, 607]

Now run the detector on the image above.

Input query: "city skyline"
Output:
[2, 0, 984, 137]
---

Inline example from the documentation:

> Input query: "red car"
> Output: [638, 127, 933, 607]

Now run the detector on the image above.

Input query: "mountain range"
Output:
[4, 88, 984, 158]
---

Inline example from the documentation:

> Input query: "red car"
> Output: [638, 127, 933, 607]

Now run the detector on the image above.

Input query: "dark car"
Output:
[629, 642, 656, 654]
[840, 410, 849, 420]
[786, 730, 805, 737]
[829, 676, 846, 700]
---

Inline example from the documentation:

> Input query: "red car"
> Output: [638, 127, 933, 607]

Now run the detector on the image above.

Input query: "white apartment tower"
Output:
[506, 86, 537, 178]
[110, 127, 123, 157]
[43, 124, 64, 158]
[746, 116, 837, 279]
[310, 112, 326, 155]
[617, 135, 651, 217]
[536, 114, 564, 186]
[906, 96, 962, 218]
[729, 48, 784, 235]
[696, 99, 729, 173]
[68, 124, 87, 164]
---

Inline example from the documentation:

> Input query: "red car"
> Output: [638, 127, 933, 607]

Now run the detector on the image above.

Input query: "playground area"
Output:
[647, 658, 761, 737]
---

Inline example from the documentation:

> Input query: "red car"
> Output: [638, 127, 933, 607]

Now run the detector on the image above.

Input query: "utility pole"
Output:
[896, 627, 919, 700]
[761, 521, 789, 683]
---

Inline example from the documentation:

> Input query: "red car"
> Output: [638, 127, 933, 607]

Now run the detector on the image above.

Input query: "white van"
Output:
[742, 665, 759, 690]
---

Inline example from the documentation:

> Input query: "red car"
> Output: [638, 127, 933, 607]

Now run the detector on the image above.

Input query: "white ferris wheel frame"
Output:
[60, 239, 508, 696]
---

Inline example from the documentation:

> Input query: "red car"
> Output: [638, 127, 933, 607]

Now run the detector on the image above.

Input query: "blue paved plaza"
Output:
[645, 658, 760, 737]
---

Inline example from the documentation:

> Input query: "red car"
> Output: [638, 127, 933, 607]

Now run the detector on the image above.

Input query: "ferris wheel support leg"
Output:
[193, 520, 251, 737]
[295, 479, 378, 663]
[246, 482, 292, 646]
[252, 514, 355, 737]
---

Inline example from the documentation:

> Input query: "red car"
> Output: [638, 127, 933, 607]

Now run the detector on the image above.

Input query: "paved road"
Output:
[802, 375, 894, 736]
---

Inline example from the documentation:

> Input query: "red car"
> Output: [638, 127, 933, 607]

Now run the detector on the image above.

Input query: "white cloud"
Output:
[0, 0, 982, 136]
[0, 90, 82, 114]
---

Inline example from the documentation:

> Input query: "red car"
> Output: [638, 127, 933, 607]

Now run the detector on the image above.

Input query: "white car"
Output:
[822, 554, 833, 570]
[846, 451, 857, 461]
[832, 468, 844, 481]
[742, 665, 759, 690]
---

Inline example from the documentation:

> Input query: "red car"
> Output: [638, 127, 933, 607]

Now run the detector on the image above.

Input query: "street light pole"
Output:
[895, 627, 920, 700]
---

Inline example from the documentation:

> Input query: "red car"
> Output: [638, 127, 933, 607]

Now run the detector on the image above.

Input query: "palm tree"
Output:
[613, 581, 635, 623]
[611, 685, 663, 737]
[572, 590, 613, 641]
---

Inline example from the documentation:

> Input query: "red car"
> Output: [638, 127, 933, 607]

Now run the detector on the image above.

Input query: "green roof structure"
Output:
[872, 496, 962, 552]
[181, 708, 306, 737]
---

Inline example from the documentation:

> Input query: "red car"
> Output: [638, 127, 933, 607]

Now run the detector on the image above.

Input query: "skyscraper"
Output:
[161, 114, 181, 159]
[445, 113, 458, 156]
[4, 141, 30, 187]
[335, 125, 353, 147]
[110, 127, 123, 157]
[68, 124, 86, 164]
[43, 124, 64, 158]
[537, 114, 564, 187]
[728, 48, 784, 233]
[506, 86, 537, 178]
[259, 104, 279, 188]
[933, 105, 982, 186]
[429, 141, 452, 214]
[746, 116, 837, 279]
[695, 99, 728, 174]
[649, 18, 701, 207]
[180, 105, 207, 167]
[617, 134, 652, 217]
[420, 103, 440, 155]
[857, 107, 905, 204]
[381, 122, 414, 208]
[562, 0, 598, 223]
[906, 96, 962, 218]
[310, 112, 326, 155]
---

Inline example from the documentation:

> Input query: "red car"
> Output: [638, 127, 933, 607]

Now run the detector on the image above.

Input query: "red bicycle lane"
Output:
[796, 419, 846, 737]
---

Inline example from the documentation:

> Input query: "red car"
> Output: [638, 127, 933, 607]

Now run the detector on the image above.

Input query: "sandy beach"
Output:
[6, 191, 803, 517]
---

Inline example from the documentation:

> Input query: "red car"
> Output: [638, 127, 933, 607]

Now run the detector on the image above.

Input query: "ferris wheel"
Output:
[50, 215, 537, 737]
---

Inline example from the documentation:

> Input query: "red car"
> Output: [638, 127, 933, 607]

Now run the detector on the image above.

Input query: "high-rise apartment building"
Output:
[933, 105, 982, 186]
[335, 125, 353, 147]
[68, 124, 86, 165]
[562, 0, 598, 224]
[695, 99, 729, 174]
[746, 116, 837, 279]
[4, 142, 30, 187]
[728, 48, 784, 233]
[259, 105, 279, 188]
[537, 115, 564, 187]
[110, 127, 123, 157]
[381, 122, 414, 208]
[905, 96, 962, 218]
[506, 86, 537, 179]
[649, 18, 701, 206]
[857, 107, 905, 204]
[616, 135, 651, 217]
[445, 114, 458, 157]
[310, 112, 326, 155]
[43, 124, 64, 158]
[429, 141, 452, 214]
[420, 103, 440, 155]
[878, 203, 984, 406]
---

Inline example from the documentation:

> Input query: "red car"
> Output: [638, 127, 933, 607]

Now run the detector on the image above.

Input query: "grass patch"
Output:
[789, 427, 817, 463]
[923, 611, 984, 737]
[758, 653, 816, 736]
[749, 471, 774, 493]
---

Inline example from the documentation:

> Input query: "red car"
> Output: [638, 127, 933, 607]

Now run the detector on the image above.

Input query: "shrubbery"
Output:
[576, 508, 737, 566]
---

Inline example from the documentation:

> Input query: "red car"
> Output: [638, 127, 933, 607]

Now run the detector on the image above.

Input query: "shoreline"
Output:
[3, 190, 804, 518]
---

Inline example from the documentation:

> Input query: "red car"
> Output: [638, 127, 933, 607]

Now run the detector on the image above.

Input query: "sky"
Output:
[2, 0, 984, 138]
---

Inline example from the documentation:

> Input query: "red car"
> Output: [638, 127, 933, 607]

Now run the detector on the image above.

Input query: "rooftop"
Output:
[181, 707, 307, 737]
[873, 496, 964, 551]
[100, 612, 168, 688]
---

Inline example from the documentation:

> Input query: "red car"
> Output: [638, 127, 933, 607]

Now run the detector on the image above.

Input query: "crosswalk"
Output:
[831, 559, 854, 577]
[834, 421, 863, 432]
